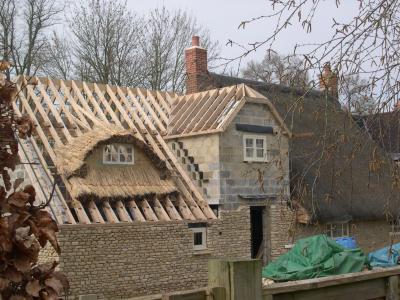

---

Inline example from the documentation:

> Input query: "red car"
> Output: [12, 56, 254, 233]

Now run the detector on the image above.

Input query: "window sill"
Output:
[243, 160, 269, 163]
[193, 249, 212, 256]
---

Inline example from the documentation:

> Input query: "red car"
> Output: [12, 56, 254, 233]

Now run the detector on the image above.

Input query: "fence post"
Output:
[208, 259, 262, 300]
[386, 275, 399, 300]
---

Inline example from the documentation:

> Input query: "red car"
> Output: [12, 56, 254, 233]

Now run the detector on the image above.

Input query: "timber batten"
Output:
[14, 76, 219, 224]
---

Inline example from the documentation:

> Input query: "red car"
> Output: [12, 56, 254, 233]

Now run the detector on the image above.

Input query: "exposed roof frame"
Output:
[166, 84, 292, 139]
[13, 76, 216, 224]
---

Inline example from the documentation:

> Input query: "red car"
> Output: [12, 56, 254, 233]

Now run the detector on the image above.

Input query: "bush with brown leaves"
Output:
[0, 63, 69, 299]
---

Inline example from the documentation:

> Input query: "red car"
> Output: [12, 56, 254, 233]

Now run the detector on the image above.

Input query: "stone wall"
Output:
[56, 208, 250, 299]
[38, 243, 59, 265]
[219, 102, 290, 210]
[266, 202, 400, 260]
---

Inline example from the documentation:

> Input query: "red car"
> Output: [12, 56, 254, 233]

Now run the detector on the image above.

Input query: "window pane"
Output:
[245, 138, 253, 147]
[194, 232, 203, 245]
[256, 149, 264, 158]
[126, 146, 133, 153]
[246, 148, 254, 158]
[256, 139, 264, 148]
[111, 153, 118, 162]
[127, 154, 133, 162]
[120, 154, 126, 162]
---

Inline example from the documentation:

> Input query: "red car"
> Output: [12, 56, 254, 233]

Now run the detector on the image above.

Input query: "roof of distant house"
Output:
[354, 111, 400, 156]
[206, 73, 400, 223]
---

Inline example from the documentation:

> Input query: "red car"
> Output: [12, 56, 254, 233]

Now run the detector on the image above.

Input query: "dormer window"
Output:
[103, 144, 134, 164]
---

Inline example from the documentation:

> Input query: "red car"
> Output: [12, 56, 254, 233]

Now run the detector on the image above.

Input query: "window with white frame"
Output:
[325, 222, 350, 238]
[192, 227, 207, 250]
[243, 135, 267, 162]
[390, 218, 400, 235]
[103, 144, 134, 164]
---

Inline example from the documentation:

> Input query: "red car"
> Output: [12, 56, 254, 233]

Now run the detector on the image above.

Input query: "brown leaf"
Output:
[37, 228, 60, 254]
[33, 210, 58, 232]
[26, 279, 42, 297]
[23, 185, 36, 204]
[13, 256, 31, 273]
[0, 61, 12, 71]
[44, 277, 63, 295]
[52, 271, 69, 291]
[36, 261, 57, 275]
[0, 218, 13, 252]
[8, 192, 29, 208]
[0, 276, 10, 289]
[9, 295, 27, 300]
[15, 226, 37, 251]
[0, 83, 17, 104]
[15, 226, 30, 242]
[39, 287, 58, 300]
[4, 266, 22, 283]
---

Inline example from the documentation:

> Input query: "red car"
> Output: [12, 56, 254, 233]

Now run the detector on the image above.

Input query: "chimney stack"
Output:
[319, 63, 338, 97]
[185, 36, 208, 94]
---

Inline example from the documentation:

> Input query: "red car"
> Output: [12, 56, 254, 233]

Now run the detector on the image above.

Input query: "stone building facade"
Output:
[40, 209, 250, 299]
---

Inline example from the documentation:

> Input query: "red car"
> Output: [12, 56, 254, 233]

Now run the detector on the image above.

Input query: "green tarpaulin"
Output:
[262, 235, 367, 281]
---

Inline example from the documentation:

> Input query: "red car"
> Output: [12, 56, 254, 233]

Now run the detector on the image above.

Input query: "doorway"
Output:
[250, 206, 264, 258]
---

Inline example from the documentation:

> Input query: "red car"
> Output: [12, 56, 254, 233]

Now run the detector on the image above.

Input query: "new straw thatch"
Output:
[55, 125, 169, 179]
[68, 166, 176, 200]
[55, 124, 175, 200]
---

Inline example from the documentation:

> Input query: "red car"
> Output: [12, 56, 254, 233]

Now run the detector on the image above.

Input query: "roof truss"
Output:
[13, 76, 215, 224]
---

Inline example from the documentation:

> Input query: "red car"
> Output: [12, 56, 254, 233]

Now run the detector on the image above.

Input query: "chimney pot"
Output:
[319, 62, 338, 97]
[192, 36, 200, 47]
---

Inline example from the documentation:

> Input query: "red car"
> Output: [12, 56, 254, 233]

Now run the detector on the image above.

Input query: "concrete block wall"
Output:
[219, 102, 290, 210]
[172, 102, 290, 210]
[168, 134, 221, 204]
[55, 208, 250, 299]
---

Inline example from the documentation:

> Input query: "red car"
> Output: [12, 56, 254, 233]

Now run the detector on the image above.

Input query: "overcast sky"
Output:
[126, 0, 359, 73]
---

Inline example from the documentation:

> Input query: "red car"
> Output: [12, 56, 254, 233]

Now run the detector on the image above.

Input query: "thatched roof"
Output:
[208, 73, 400, 223]
[54, 125, 175, 200]
[68, 166, 176, 200]
[55, 125, 169, 179]
[354, 111, 400, 156]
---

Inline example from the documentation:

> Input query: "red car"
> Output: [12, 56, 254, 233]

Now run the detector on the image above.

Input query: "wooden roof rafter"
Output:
[14, 76, 216, 224]
[166, 84, 292, 139]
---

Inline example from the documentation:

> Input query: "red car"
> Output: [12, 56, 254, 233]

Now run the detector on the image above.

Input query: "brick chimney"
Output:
[319, 63, 338, 97]
[185, 36, 208, 94]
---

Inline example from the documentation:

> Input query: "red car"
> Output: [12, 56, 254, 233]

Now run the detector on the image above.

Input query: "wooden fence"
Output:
[127, 259, 400, 300]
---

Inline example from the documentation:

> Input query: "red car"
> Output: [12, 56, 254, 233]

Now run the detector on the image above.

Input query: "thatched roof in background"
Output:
[354, 112, 400, 157]
[55, 125, 169, 179]
[209, 73, 400, 223]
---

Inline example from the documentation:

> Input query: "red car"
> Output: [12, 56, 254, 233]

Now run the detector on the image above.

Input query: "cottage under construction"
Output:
[13, 76, 224, 224]
[6, 37, 400, 299]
